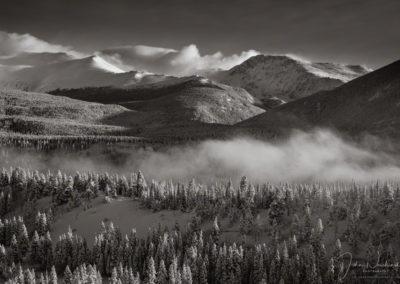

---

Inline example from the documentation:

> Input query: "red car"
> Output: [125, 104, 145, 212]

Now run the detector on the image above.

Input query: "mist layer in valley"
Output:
[1, 129, 400, 184]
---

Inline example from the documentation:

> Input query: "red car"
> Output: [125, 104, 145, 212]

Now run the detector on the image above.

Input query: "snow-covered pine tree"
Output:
[48, 265, 57, 284]
[64, 265, 73, 284]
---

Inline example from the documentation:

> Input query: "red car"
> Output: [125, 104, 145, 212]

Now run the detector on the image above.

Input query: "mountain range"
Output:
[1, 35, 399, 141]
[0, 48, 369, 100]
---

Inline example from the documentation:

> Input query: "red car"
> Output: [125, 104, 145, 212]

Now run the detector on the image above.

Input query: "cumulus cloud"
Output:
[0, 31, 83, 58]
[97, 44, 259, 76]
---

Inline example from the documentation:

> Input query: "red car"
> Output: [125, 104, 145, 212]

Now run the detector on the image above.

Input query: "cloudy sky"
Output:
[1, 0, 399, 69]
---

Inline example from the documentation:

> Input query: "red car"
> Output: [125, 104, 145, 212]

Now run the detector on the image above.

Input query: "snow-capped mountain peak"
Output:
[210, 54, 371, 108]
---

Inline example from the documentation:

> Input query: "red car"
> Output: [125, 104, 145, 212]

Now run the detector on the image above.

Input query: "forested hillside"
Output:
[0, 164, 399, 283]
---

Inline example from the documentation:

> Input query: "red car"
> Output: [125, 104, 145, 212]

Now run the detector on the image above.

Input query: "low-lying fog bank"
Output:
[1, 129, 400, 183]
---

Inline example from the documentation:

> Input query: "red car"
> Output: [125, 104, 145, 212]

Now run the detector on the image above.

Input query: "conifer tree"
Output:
[316, 218, 324, 236]
[212, 217, 220, 239]
[25, 268, 36, 284]
[169, 257, 179, 284]
[182, 263, 193, 284]
[269, 199, 285, 225]
[146, 257, 156, 284]
[10, 234, 19, 263]
[110, 267, 119, 284]
[239, 176, 248, 197]
[157, 259, 168, 284]
[326, 258, 336, 284]
[198, 261, 208, 284]
[137, 171, 147, 196]
[303, 206, 313, 242]
[0, 244, 6, 271]
[38, 272, 46, 284]
[41, 232, 54, 270]
[18, 223, 29, 258]
[64, 265, 73, 284]
[30, 230, 40, 263]
[252, 249, 264, 284]
[15, 264, 25, 283]
[49, 266, 57, 284]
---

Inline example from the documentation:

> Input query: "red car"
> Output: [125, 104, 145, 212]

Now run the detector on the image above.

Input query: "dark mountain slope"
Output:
[239, 59, 400, 137]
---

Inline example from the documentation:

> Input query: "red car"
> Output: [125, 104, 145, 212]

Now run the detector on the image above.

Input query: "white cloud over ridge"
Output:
[1, 30, 370, 80]
[97, 44, 260, 76]
[0, 31, 83, 58]
[0, 30, 260, 79]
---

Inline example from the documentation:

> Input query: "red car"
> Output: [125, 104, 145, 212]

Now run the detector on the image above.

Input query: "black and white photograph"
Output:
[0, 0, 399, 283]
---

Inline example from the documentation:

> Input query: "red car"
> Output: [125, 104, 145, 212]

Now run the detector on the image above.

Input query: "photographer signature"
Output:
[338, 251, 399, 281]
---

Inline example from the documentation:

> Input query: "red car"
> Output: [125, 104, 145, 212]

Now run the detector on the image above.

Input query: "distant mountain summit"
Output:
[211, 55, 371, 108]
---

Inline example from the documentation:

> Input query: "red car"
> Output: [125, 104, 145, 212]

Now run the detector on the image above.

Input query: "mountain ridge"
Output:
[50, 77, 265, 130]
[210, 54, 371, 108]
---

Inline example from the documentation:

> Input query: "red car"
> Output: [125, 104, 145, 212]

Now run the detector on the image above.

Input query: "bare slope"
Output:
[240, 59, 400, 137]
[50, 198, 193, 246]
[211, 55, 370, 108]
